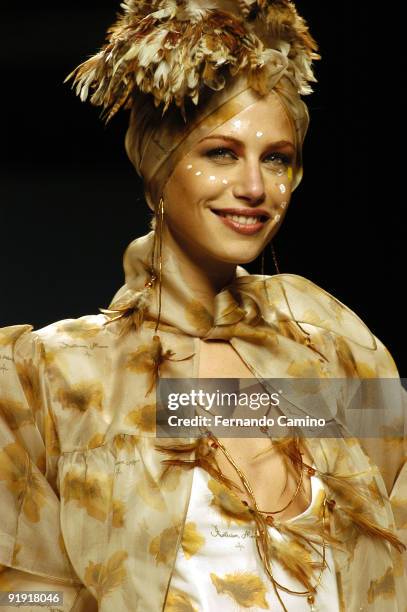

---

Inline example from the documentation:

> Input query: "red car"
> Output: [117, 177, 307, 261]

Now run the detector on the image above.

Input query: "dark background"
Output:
[2, 3, 403, 373]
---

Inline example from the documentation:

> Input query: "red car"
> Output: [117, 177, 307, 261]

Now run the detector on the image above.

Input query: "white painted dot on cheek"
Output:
[280, 201, 287, 209]
[233, 119, 242, 129]
[209, 175, 216, 181]
[222, 179, 228, 185]
[256, 131, 263, 138]
[186, 164, 193, 170]
[279, 184, 286, 194]
[195, 171, 202, 176]
[275, 214, 281, 222]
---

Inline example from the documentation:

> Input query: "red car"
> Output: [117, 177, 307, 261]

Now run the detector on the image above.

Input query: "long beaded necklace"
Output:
[200, 429, 329, 612]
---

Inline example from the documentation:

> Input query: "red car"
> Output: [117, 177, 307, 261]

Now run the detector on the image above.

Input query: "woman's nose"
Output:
[232, 159, 266, 204]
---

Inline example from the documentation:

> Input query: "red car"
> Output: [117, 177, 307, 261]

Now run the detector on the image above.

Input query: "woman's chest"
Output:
[197, 339, 256, 378]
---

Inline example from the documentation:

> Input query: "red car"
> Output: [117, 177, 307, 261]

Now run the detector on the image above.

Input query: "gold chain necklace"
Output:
[201, 429, 328, 612]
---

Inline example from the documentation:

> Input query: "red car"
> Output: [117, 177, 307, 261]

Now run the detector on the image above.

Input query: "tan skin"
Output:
[149, 91, 312, 519]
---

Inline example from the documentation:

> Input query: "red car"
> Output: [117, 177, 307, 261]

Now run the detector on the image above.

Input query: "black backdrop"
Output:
[2, 3, 403, 373]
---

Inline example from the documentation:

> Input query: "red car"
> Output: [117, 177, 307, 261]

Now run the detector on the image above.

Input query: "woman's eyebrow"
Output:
[198, 134, 295, 150]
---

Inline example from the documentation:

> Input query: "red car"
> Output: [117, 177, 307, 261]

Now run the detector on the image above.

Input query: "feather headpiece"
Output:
[65, 0, 320, 122]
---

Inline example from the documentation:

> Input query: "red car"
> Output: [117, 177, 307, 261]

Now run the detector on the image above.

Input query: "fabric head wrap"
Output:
[65, 0, 320, 209]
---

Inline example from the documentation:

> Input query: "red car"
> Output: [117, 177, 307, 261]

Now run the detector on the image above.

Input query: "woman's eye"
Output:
[205, 147, 236, 161]
[264, 152, 292, 167]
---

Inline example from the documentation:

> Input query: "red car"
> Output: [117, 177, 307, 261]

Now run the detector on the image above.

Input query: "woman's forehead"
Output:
[200, 92, 295, 146]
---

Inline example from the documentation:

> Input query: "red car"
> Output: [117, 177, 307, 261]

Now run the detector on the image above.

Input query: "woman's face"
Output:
[162, 91, 296, 266]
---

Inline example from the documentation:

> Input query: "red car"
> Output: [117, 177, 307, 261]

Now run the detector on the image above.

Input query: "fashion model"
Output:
[0, 1, 406, 611]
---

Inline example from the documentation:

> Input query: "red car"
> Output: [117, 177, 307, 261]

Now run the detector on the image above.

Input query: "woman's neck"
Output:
[161, 224, 237, 316]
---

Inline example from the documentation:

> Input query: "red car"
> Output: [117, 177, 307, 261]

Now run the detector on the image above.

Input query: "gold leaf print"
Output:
[62, 469, 112, 522]
[11, 543, 22, 566]
[165, 588, 198, 612]
[149, 524, 180, 565]
[184, 299, 212, 334]
[15, 359, 42, 414]
[367, 479, 385, 507]
[125, 404, 156, 433]
[0, 327, 27, 347]
[0, 399, 34, 430]
[279, 320, 314, 344]
[286, 359, 328, 378]
[112, 499, 126, 528]
[44, 413, 60, 456]
[84, 550, 128, 601]
[353, 361, 376, 378]
[0, 570, 12, 589]
[393, 549, 405, 578]
[88, 433, 106, 449]
[210, 572, 269, 609]
[0, 443, 47, 523]
[367, 567, 395, 603]
[391, 497, 407, 529]
[181, 522, 205, 559]
[135, 470, 165, 511]
[113, 433, 139, 452]
[208, 478, 251, 524]
[125, 344, 156, 373]
[301, 309, 327, 327]
[159, 464, 182, 492]
[56, 320, 101, 340]
[57, 381, 104, 412]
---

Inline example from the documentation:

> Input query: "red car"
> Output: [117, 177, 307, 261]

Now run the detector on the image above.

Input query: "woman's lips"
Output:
[211, 209, 270, 235]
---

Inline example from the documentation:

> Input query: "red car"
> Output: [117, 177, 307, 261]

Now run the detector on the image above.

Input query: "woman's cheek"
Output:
[185, 162, 230, 187]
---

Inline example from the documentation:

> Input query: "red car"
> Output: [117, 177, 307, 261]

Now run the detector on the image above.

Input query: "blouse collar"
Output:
[106, 230, 377, 352]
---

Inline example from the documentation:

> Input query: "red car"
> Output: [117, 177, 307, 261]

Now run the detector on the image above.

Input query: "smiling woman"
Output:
[0, 1, 406, 611]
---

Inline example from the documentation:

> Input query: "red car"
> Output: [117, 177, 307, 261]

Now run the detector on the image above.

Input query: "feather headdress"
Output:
[65, 0, 320, 122]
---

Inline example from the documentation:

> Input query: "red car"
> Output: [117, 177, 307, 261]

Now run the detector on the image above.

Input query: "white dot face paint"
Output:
[232, 119, 242, 129]
[186, 164, 193, 170]
[222, 179, 228, 185]
[256, 131, 263, 138]
[280, 201, 287, 208]
[275, 214, 281, 222]
[209, 175, 216, 181]
[195, 171, 202, 176]
[279, 184, 286, 194]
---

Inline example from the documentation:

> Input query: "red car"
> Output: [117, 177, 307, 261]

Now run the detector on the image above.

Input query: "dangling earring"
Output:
[151, 195, 165, 334]
[270, 241, 281, 275]
[260, 241, 281, 275]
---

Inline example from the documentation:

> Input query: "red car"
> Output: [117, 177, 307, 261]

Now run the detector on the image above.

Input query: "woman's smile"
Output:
[210, 208, 271, 235]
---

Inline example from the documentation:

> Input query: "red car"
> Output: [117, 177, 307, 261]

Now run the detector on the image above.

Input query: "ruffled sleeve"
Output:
[0, 325, 97, 611]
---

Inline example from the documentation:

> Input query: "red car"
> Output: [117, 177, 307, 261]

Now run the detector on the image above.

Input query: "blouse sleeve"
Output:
[0, 325, 97, 611]
[356, 335, 407, 550]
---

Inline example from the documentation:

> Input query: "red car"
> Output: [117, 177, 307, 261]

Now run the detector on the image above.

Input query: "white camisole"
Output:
[166, 466, 340, 611]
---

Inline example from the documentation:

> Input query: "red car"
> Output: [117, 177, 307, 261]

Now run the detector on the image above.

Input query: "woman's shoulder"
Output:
[248, 272, 400, 377]
[0, 313, 111, 364]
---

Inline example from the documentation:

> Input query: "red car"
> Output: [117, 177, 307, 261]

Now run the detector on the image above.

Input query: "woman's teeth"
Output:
[219, 213, 262, 225]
